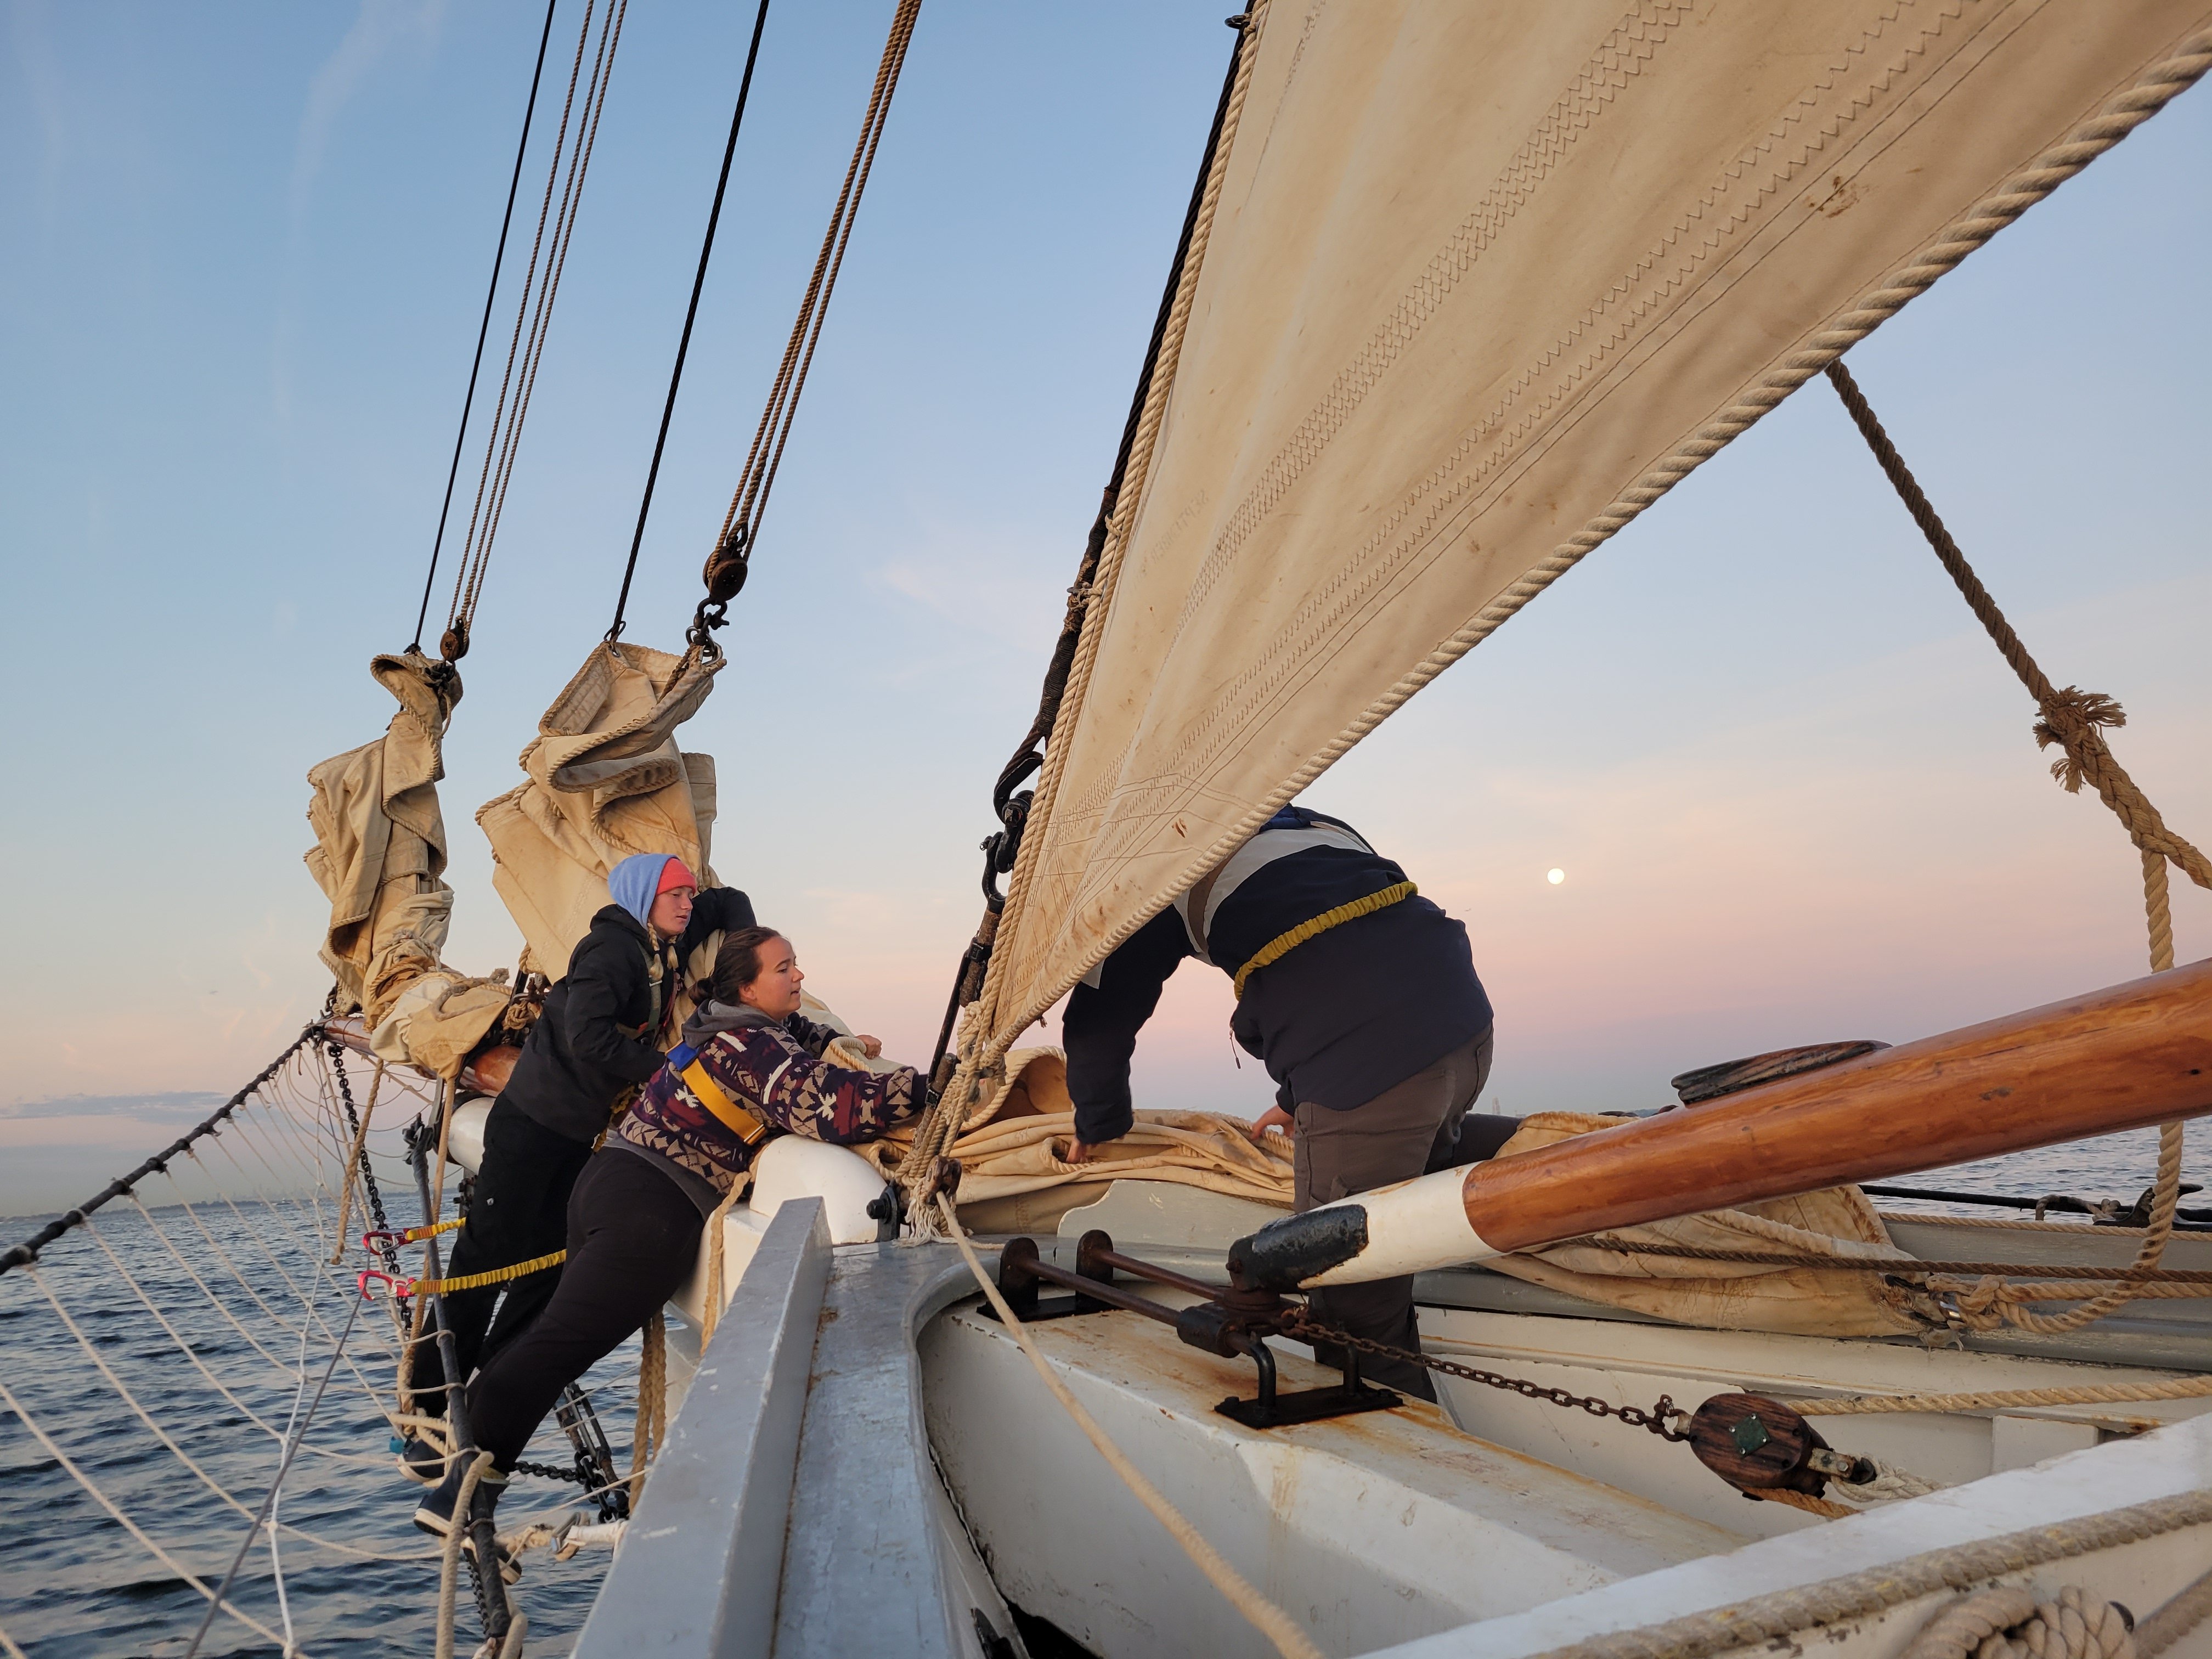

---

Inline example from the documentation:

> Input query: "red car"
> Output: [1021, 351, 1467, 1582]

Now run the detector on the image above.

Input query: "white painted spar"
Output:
[1299, 1169, 1496, 1285]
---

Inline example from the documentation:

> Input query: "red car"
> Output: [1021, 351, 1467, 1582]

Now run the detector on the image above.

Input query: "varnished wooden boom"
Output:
[1466, 959, 2212, 1253]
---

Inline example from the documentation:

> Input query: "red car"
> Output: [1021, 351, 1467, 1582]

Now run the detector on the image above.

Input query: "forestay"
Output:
[974, 0, 2212, 1057]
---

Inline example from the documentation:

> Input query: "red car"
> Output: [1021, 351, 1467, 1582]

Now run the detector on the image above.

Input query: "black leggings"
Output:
[464, 1148, 704, 1472]
[411, 1098, 595, 1418]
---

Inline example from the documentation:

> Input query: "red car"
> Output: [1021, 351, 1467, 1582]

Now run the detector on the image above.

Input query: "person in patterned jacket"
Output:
[413, 926, 922, 1541]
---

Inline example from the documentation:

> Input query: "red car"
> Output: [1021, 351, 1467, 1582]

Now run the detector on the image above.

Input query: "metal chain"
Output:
[512, 1458, 586, 1486]
[324, 1036, 398, 1260]
[1284, 1314, 1691, 1441]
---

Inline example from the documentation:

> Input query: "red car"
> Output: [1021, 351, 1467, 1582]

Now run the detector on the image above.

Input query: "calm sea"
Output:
[0, 1124, 2202, 1657]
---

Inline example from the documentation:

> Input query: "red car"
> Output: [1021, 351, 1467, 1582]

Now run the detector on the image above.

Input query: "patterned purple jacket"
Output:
[612, 1002, 922, 1200]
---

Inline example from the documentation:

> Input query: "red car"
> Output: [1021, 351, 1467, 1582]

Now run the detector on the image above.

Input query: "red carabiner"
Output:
[361, 1228, 409, 1254]
[358, 1268, 415, 1300]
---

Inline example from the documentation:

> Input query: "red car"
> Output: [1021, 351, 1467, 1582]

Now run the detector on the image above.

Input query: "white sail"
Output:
[975, 0, 2211, 1054]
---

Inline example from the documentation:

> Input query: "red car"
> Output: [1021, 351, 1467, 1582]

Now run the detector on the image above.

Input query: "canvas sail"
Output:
[973, 0, 2211, 1056]
[304, 651, 460, 1024]
[477, 641, 723, 974]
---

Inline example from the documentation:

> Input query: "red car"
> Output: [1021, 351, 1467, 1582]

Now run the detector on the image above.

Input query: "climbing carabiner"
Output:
[361, 1228, 409, 1253]
[358, 1268, 415, 1300]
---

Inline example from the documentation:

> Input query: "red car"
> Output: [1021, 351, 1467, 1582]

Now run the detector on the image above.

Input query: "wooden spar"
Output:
[1246, 960, 2212, 1290]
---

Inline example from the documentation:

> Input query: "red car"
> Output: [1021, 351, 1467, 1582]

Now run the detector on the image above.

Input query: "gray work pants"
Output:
[1291, 1027, 1496, 1400]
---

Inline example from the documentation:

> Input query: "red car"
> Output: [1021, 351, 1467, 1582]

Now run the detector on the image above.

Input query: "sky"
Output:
[2, 3, 2207, 1212]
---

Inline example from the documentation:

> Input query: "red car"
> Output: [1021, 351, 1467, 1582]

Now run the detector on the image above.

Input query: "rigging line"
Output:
[606, 0, 775, 643]
[410, 0, 562, 654]
[442, 0, 602, 646]
[182, 1291, 366, 1659]
[0, 1380, 297, 1655]
[708, 0, 922, 577]
[25, 1266, 422, 1564]
[462, 0, 629, 628]
[735, 0, 919, 549]
[80, 1218, 396, 1470]
[0, 1023, 321, 1277]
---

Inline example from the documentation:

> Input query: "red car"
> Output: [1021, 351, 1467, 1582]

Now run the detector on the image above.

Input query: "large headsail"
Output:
[971, 0, 2212, 1059]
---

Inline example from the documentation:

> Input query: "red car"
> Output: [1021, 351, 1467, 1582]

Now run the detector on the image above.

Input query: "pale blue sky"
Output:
[3, 5, 2208, 1209]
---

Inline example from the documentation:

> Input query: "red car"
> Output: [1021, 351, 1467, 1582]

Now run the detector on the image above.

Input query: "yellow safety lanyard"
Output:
[681, 1058, 774, 1147]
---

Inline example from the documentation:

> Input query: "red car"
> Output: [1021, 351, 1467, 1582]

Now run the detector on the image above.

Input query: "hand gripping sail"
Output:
[970, 0, 2212, 1068]
[476, 640, 722, 972]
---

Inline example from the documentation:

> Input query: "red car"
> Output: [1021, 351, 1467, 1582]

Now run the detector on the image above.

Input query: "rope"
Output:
[409, 0, 561, 653]
[1779, 1374, 2212, 1418]
[1824, 356, 2198, 1336]
[1825, 360, 2212, 900]
[403, 1248, 567, 1297]
[1232, 882, 1414, 998]
[2137, 1561, 2212, 1658]
[628, 1310, 667, 1503]
[0, 1379, 297, 1654]
[1903, 1585, 2136, 1659]
[938, 1194, 1323, 1659]
[942, 22, 2212, 1115]
[443, 0, 628, 659]
[605, 0, 774, 644]
[902, 3, 1273, 1207]
[1545, 1242, 2212, 1285]
[180, 1288, 365, 1659]
[698, 1182, 748, 1350]
[1523, 1488, 2212, 1659]
[700, 0, 923, 634]
[0, 1023, 322, 1274]
[434, 1451, 496, 1659]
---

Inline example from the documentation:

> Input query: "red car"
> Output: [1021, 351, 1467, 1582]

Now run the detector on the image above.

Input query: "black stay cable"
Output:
[409, 0, 563, 656]
[606, 0, 775, 645]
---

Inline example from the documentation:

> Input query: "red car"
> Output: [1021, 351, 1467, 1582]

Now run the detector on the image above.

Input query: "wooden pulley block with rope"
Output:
[700, 538, 749, 605]
[1683, 1392, 1873, 1500]
[439, 617, 470, 664]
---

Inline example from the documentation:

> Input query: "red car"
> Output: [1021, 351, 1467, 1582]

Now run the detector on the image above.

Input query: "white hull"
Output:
[574, 1178, 2210, 1659]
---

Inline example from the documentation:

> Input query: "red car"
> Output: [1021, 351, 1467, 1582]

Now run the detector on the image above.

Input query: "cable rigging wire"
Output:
[605, 0, 775, 646]
[440, 0, 629, 664]
[682, 0, 925, 653]
[407, 0, 561, 658]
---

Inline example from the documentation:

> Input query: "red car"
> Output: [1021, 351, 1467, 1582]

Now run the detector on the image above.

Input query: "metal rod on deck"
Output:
[1076, 1235, 1225, 1300]
[1018, 1254, 1184, 1328]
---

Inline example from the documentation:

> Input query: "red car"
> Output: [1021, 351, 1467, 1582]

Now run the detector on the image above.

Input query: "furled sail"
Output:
[477, 640, 723, 973]
[974, 0, 2212, 1055]
[304, 651, 461, 1023]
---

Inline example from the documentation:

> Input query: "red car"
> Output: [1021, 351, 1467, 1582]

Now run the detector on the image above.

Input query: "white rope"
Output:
[0, 1376, 300, 1652]
[938, 1194, 1323, 1659]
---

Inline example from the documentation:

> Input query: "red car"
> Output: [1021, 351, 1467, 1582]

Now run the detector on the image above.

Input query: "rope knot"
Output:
[2033, 687, 2126, 794]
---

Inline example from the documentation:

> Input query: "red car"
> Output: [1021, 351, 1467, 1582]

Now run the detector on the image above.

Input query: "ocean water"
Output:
[0, 1164, 639, 1657]
[0, 1099, 2202, 1658]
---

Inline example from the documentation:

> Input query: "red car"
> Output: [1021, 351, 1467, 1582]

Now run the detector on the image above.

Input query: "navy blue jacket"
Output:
[1061, 808, 1491, 1144]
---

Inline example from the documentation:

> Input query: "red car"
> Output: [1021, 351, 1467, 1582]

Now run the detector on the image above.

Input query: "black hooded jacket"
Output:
[501, 887, 755, 1145]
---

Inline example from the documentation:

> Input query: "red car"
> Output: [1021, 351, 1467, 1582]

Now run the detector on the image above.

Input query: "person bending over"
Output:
[411, 926, 921, 1539]
[403, 853, 752, 1473]
[1060, 803, 1509, 1398]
